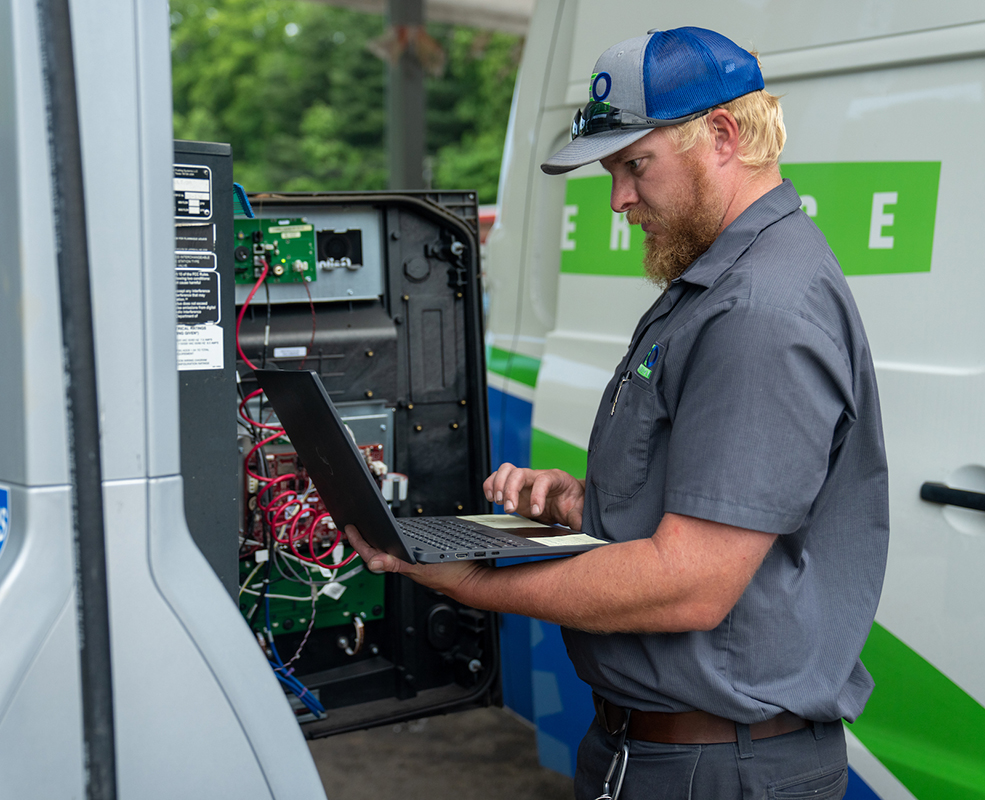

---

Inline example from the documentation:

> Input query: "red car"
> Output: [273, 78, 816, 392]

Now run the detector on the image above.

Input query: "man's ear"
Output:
[707, 109, 740, 164]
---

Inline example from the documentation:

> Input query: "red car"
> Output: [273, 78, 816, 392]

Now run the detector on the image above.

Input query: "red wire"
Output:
[239, 388, 283, 432]
[305, 515, 339, 565]
[264, 489, 299, 518]
[243, 415, 363, 571]
[290, 511, 326, 562]
[236, 257, 270, 371]
[245, 430, 289, 482]
[235, 237, 363, 571]
[266, 495, 302, 543]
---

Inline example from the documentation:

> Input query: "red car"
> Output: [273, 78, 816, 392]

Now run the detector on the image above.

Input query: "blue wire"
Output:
[271, 667, 324, 715]
[265, 594, 324, 716]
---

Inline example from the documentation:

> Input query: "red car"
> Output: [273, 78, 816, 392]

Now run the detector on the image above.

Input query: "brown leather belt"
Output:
[593, 692, 810, 745]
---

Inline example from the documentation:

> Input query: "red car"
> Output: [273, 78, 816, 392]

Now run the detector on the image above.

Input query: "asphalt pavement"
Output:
[308, 706, 575, 800]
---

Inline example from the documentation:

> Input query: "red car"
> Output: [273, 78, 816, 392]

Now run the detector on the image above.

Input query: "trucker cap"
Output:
[541, 27, 764, 175]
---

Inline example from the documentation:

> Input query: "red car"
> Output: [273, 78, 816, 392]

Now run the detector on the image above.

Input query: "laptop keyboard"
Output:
[398, 518, 524, 551]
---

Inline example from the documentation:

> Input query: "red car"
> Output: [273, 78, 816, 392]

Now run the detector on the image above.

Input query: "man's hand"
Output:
[482, 464, 586, 530]
[344, 525, 489, 600]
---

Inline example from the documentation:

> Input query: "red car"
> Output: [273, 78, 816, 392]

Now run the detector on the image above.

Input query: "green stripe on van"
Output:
[852, 622, 985, 800]
[530, 428, 587, 479]
[487, 347, 540, 388]
[559, 162, 941, 277]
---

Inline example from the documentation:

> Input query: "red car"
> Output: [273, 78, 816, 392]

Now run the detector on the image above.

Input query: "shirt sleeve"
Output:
[662, 298, 855, 534]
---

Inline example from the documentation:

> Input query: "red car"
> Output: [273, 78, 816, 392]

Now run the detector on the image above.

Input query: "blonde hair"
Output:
[669, 88, 787, 171]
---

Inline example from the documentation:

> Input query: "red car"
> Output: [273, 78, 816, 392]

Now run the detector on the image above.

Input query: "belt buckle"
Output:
[593, 694, 628, 737]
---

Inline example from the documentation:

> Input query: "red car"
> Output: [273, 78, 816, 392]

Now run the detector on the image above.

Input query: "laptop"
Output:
[253, 368, 609, 564]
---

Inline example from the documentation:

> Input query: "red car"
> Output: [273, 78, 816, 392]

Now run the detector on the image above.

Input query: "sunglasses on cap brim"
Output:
[570, 102, 710, 141]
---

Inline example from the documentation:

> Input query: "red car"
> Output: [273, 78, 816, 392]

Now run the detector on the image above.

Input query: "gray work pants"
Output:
[574, 719, 848, 800]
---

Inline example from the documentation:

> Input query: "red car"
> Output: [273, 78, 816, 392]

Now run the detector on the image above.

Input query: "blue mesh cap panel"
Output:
[642, 27, 764, 119]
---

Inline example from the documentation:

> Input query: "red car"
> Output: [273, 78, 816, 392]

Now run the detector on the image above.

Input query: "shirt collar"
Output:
[672, 179, 803, 290]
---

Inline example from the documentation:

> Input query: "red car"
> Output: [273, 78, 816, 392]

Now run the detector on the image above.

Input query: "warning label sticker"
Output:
[177, 326, 224, 372]
[174, 164, 213, 221]
[176, 269, 220, 326]
[175, 251, 217, 271]
[175, 223, 216, 252]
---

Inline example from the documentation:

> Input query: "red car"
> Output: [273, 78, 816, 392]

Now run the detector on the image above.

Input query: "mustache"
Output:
[626, 205, 666, 228]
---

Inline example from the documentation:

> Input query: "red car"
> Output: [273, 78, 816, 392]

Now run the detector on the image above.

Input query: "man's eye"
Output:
[627, 159, 642, 171]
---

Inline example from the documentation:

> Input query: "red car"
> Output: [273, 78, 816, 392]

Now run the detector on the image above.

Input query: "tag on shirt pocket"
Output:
[636, 342, 661, 381]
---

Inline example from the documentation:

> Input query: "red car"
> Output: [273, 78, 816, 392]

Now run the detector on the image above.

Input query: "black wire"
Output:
[261, 281, 271, 368]
[36, 0, 118, 797]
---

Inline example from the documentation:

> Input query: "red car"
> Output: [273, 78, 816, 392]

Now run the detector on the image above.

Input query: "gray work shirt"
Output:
[565, 180, 889, 724]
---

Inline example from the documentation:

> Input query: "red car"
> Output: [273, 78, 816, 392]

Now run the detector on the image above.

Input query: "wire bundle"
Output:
[239, 395, 359, 571]
[235, 247, 369, 718]
[264, 596, 325, 717]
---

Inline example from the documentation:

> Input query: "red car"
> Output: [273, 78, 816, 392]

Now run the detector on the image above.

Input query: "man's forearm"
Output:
[448, 513, 777, 634]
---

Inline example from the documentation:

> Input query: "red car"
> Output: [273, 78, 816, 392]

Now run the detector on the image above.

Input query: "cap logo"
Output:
[591, 72, 611, 102]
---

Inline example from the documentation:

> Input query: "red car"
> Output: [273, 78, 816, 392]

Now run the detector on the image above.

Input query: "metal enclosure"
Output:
[229, 191, 499, 737]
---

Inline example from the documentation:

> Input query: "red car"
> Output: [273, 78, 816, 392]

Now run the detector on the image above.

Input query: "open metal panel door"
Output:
[175, 175, 501, 738]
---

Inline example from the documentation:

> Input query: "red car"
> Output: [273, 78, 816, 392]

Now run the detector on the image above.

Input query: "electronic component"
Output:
[234, 207, 382, 305]
[234, 217, 316, 284]
[239, 441, 387, 638]
[317, 228, 363, 271]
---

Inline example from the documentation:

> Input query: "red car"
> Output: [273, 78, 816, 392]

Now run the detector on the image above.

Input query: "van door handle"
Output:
[919, 482, 985, 512]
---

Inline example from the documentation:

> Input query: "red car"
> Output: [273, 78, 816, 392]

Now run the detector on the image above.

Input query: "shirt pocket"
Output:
[588, 343, 665, 500]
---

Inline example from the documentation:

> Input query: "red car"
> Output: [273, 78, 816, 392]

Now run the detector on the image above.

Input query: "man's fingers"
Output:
[528, 471, 557, 518]
[488, 463, 519, 506]
[482, 474, 495, 503]
[345, 525, 398, 574]
[501, 467, 533, 513]
[483, 464, 511, 502]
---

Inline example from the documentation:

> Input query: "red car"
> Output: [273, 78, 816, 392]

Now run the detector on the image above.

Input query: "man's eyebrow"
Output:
[603, 150, 642, 170]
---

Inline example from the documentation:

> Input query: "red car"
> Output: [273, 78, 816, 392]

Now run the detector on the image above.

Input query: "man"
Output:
[348, 26, 888, 800]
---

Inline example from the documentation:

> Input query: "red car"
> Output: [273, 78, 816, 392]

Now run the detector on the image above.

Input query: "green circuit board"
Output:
[239, 552, 385, 636]
[234, 217, 317, 284]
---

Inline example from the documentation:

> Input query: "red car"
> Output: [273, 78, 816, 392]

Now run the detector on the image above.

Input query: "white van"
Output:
[485, 2, 985, 798]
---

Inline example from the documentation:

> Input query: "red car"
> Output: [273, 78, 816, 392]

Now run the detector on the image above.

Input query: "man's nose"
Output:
[610, 177, 639, 213]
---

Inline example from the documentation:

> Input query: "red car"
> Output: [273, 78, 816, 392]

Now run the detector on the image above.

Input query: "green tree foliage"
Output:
[170, 0, 521, 203]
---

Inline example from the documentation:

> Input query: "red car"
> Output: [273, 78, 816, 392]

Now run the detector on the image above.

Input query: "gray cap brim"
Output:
[541, 127, 654, 175]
